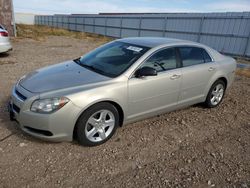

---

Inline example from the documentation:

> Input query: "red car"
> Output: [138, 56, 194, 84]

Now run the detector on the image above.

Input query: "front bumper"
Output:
[9, 86, 82, 142]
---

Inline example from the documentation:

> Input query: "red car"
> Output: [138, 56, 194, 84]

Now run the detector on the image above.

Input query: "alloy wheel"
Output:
[85, 110, 115, 142]
[210, 83, 224, 106]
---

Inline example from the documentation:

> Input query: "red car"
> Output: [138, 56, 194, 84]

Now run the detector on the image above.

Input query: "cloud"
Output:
[13, 0, 198, 14]
[13, 0, 250, 14]
[205, 0, 250, 12]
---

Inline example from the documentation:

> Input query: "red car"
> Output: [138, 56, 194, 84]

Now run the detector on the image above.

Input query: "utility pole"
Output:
[0, 0, 15, 36]
[11, 0, 16, 36]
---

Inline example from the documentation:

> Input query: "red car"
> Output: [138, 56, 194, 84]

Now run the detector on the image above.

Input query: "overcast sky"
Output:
[13, 0, 250, 14]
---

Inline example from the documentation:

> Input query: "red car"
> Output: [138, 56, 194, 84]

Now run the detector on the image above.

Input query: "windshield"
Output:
[76, 41, 150, 77]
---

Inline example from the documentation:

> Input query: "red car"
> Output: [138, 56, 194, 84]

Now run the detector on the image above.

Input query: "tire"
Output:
[205, 79, 226, 108]
[76, 102, 119, 146]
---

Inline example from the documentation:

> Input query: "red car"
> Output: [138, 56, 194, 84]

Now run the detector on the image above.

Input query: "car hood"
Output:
[19, 61, 110, 93]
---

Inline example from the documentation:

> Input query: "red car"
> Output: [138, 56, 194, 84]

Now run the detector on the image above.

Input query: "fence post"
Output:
[105, 17, 107, 36]
[120, 17, 123, 38]
[67, 16, 70, 30]
[82, 17, 85, 32]
[75, 17, 77, 31]
[197, 16, 204, 42]
[163, 16, 167, 37]
[93, 17, 95, 33]
[138, 17, 142, 37]
[244, 28, 250, 57]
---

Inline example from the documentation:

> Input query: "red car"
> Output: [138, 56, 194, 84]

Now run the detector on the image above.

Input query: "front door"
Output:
[127, 47, 182, 120]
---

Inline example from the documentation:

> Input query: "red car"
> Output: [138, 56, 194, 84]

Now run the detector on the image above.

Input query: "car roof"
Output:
[117, 37, 197, 48]
[117, 37, 226, 62]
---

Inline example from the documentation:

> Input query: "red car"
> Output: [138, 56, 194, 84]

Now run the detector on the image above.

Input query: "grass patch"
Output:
[235, 57, 250, 65]
[16, 24, 112, 43]
[236, 68, 250, 78]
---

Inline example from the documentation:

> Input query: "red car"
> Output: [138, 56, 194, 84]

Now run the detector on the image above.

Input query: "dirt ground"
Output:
[0, 36, 249, 188]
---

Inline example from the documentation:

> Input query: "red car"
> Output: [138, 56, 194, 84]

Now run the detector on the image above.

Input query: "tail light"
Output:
[0, 31, 8, 37]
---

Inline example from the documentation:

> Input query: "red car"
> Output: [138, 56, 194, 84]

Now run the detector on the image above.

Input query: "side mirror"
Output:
[135, 66, 157, 78]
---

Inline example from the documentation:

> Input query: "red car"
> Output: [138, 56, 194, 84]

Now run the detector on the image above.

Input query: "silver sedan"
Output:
[9, 37, 236, 146]
[0, 24, 12, 53]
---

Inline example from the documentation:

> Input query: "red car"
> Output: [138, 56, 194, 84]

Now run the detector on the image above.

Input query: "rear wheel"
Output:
[76, 102, 119, 146]
[205, 80, 226, 108]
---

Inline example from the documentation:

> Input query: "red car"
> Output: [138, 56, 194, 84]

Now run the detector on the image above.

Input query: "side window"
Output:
[141, 48, 177, 72]
[179, 47, 212, 67]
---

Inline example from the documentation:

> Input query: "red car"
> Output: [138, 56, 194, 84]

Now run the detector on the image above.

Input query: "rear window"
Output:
[179, 47, 212, 67]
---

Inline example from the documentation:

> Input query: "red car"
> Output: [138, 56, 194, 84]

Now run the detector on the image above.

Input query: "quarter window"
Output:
[203, 49, 212, 63]
[179, 47, 212, 67]
[141, 48, 177, 72]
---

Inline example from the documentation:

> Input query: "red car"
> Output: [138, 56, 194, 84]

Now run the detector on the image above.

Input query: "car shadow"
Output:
[192, 103, 207, 109]
[0, 52, 10, 58]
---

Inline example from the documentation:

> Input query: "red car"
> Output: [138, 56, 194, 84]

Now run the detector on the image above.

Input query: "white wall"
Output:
[15, 13, 35, 24]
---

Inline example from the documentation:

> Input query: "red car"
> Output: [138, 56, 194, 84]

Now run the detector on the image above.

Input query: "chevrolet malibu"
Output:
[9, 37, 236, 146]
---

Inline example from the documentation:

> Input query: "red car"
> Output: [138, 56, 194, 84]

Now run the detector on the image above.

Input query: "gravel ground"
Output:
[0, 36, 249, 188]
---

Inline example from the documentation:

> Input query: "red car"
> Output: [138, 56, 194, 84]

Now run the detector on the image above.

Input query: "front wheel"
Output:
[205, 80, 226, 108]
[76, 102, 119, 146]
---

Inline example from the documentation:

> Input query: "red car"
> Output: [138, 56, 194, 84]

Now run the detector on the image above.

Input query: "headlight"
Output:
[30, 97, 69, 113]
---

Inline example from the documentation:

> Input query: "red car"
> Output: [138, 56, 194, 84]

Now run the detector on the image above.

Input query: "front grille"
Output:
[12, 104, 20, 113]
[24, 126, 53, 136]
[15, 89, 27, 101]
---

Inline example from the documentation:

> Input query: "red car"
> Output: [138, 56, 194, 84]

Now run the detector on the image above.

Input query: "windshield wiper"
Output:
[73, 58, 115, 77]
[74, 58, 94, 69]
[73, 58, 81, 65]
[74, 58, 103, 74]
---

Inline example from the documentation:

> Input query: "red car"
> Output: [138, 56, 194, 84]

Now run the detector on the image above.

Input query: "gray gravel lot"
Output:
[0, 36, 249, 187]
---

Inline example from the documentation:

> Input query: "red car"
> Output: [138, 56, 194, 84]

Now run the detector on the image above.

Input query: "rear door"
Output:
[177, 46, 218, 104]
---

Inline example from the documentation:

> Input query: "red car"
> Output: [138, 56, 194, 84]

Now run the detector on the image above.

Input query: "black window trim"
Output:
[176, 45, 214, 68]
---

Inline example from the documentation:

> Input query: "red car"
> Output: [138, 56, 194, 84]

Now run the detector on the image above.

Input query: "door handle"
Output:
[208, 67, 216, 71]
[170, 74, 181, 80]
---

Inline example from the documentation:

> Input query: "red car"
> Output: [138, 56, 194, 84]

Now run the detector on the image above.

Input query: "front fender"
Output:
[67, 81, 128, 124]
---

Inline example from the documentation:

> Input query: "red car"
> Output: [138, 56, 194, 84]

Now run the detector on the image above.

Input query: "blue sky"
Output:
[13, 0, 250, 14]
